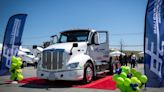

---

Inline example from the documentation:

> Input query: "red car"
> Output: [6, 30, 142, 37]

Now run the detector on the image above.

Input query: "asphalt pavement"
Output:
[0, 64, 163, 92]
[0, 66, 119, 92]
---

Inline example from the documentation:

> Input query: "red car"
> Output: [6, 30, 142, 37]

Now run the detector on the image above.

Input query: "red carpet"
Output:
[16, 76, 116, 90]
[76, 76, 116, 90]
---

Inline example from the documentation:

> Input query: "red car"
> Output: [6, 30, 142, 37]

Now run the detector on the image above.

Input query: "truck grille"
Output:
[42, 49, 65, 70]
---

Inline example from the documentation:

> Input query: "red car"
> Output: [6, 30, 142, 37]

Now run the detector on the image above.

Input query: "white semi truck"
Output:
[37, 29, 113, 83]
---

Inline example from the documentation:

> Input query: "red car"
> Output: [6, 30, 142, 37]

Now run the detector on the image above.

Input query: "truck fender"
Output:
[68, 54, 96, 75]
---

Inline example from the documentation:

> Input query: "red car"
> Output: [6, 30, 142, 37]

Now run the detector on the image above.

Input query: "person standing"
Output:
[109, 57, 113, 74]
[123, 54, 128, 66]
[131, 53, 136, 68]
[119, 54, 123, 66]
[115, 56, 119, 69]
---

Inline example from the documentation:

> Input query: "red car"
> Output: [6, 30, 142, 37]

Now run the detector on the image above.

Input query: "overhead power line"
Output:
[110, 32, 143, 36]
[110, 45, 143, 47]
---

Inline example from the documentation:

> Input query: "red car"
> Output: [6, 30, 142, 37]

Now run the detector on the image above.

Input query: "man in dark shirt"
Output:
[119, 54, 123, 66]
[123, 54, 128, 66]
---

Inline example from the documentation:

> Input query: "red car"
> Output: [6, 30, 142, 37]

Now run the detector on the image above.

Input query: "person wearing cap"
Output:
[131, 53, 136, 68]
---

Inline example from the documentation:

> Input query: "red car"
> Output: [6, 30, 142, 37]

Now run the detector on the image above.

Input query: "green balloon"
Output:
[131, 77, 138, 84]
[9, 56, 24, 81]
[11, 63, 17, 69]
[116, 77, 124, 85]
[10, 56, 23, 81]
[121, 66, 126, 71]
[10, 74, 16, 81]
[116, 84, 126, 92]
[16, 69, 22, 73]
[139, 75, 148, 83]
[120, 72, 127, 79]
[116, 84, 121, 89]
[135, 87, 140, 92]
[134, 71, 142, 78]
[119, 84, 126, 92]
[112, 74, 119, 81]
[124, 78, 131, 86]
[126, 87, 140, 92]
[126, 86, 133, 92]
[17, 74, 24, 81]
[126, 66, 130, 69]
[11, 62, 17, 66]
[124, 67, 130, 74]
[125, 71, 129, 75]
[136, 79, 142, 87]
[11, 56, 17, 63]
[9, 69, 14, 74]
[131, 68, 136, 74]
[127, 87, 140, 92]
[17, 60, 22, 67]
[10, 72, 15, 76]
[17, 57, 22, 61]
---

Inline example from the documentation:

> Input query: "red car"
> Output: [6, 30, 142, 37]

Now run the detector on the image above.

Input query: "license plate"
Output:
[49, 72, 55, 80]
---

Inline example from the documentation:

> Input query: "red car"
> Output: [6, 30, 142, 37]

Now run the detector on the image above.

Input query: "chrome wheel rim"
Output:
[86, 66, 93, 82]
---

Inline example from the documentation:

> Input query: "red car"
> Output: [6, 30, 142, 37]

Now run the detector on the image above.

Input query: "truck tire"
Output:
[107, 62, 114, 75]
[108, 63, 114, 75]
[83, 62, 94, 83]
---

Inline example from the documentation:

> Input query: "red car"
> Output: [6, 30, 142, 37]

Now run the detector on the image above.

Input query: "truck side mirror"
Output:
[94, 32, 99, 45]
[70, 43, 78, 55]
[51, 35, 58, 44]
[73, 43, 78, 47]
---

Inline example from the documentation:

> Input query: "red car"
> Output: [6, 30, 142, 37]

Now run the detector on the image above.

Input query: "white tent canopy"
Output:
[138, 51, 144, 56]
[19, 46, 31, 52]
[18, 50, 26, 55]
[110, 50, 125, 56]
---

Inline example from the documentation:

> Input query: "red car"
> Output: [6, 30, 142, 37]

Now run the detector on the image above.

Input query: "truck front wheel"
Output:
[83, 62, 94, 83]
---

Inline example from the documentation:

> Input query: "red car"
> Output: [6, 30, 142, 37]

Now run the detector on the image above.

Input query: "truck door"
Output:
[89, 31, 109, 62]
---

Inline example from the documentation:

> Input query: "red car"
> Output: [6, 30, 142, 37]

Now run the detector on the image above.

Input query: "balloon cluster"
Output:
[9, 56, 24, 81]
[112, 66, 148, 92]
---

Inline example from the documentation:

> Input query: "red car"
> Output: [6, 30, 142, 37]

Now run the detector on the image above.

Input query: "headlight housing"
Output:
[67, 62, 79, 69]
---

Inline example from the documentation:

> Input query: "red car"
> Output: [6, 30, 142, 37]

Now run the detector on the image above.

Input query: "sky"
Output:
[0, 0, 147, 51]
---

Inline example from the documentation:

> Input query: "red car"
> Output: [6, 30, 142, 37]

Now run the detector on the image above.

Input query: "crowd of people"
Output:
[110, 53, 137, 69]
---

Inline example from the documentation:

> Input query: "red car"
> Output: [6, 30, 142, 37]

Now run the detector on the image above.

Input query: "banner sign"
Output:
[144, 0, 164, 87]
[0, 14, 27, 75]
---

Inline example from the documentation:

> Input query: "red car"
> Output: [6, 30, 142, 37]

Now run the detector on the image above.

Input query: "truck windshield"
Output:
[58, 31, 90, 43]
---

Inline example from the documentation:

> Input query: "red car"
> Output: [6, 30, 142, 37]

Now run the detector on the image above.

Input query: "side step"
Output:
[96, 70, 109, 77]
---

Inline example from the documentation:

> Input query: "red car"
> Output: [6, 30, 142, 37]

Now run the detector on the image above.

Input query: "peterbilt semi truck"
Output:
[37, 29, 113, 83]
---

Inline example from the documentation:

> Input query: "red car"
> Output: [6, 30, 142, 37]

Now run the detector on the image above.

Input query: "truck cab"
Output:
[37, 29, 112, 83]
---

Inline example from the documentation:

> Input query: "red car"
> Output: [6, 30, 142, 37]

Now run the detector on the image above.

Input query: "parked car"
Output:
[32, 46, 43, 68]
[18, 46, 39, 67]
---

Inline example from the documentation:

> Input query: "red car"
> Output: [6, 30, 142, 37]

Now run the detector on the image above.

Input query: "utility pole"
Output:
[120, 39, 123, 52]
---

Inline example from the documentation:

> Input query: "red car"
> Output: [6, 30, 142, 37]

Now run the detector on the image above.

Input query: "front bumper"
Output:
[37, 69, 84, 81]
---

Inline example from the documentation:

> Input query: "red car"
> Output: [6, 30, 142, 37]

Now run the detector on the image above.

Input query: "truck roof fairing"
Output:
[60, 29, 96, 33]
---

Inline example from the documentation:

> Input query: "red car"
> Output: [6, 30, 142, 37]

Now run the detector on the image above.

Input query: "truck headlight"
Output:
[67, 62, 79, 69]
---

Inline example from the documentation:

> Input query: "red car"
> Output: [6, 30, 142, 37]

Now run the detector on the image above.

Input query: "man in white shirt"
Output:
[131, 53, 136, 68]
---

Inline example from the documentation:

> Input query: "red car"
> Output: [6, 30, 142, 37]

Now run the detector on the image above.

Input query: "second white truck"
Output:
[37, 29, 113, 83]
